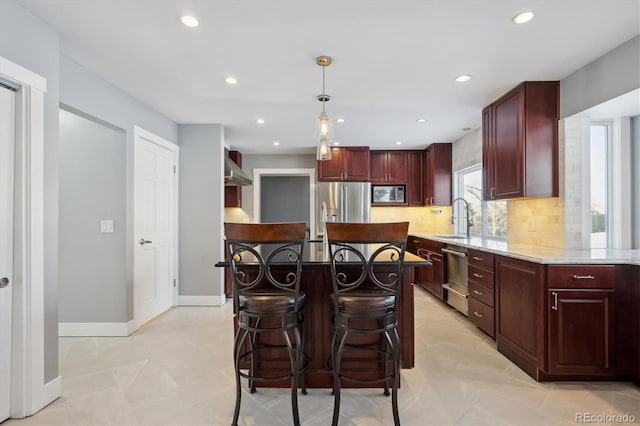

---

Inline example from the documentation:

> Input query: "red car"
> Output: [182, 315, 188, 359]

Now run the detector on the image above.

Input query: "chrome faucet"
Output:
[451, 197, 473, 238]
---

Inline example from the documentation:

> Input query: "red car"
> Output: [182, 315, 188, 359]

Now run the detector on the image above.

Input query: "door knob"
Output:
[0, 277, 9, 288]
[139, 238, 153, 245]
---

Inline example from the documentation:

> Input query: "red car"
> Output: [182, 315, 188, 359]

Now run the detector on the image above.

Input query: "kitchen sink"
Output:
[430, 234, 468, 240]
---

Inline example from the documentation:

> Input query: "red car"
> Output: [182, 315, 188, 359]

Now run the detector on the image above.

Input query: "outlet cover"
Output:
[101, 220, 114, 233]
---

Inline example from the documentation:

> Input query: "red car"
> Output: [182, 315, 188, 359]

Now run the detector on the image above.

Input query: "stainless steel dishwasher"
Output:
[442, 245, 468, 316]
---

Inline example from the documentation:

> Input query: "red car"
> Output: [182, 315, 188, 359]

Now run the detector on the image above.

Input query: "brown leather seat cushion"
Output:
[240, 290, 306, 313]
[330, 292, 395, 312]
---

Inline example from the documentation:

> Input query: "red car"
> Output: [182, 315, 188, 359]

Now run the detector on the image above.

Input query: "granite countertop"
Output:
[410, 233, 640, 266]
[216, 240, 430, 267]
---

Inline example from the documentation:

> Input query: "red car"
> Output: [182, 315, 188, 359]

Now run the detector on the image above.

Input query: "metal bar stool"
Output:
[325, 221, 409, 426]
[225, 222, 308, 426]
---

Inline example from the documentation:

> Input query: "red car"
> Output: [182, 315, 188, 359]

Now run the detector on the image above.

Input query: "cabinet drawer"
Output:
[469, 297, 495, 338]
[547, 265, 615, 289]
[468, 249, 495, 271]
[469, 281, 494, 307]
[468, 264, 494, 289]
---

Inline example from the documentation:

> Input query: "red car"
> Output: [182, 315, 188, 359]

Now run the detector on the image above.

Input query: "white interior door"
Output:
[0, 85, 16, 422]
[134, 127, 178, 327]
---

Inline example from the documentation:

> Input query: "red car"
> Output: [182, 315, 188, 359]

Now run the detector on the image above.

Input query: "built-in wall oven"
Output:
[442, 244, 468, 316]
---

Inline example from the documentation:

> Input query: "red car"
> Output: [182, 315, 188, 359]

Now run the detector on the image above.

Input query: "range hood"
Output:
[224, 150, 252, 186]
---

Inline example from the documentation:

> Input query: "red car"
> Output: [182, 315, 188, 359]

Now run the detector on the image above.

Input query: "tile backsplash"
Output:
[372, 206, 454, 234]
[507, 198, 565, 248]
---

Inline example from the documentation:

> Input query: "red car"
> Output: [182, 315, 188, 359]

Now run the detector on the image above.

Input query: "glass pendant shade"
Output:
[315, 112, 334, 141]
[316, 138, 332, 161]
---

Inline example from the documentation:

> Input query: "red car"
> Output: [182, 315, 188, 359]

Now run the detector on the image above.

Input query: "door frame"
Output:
[252, 168, 316, 238]
[0, 57, 60, 417]
[132, 125, 179, 331]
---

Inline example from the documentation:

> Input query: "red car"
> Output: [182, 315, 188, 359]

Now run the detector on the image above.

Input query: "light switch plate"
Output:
[101, 220, 114, 233]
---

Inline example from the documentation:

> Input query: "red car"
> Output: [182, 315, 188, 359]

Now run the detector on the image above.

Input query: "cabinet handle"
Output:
[572, 275, 595, 280]
[491, 188, 495, 199]
[472, 256, 483, 261]
[472, 289, 484, 296]
[473, 311, 484, 318]
[473, 273, 484, 278]
[430, 197, 434, 205]
[551, 291, 558, 311]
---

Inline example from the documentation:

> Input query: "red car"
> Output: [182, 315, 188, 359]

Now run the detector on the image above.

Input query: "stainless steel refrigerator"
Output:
[316, 182, 371, 238]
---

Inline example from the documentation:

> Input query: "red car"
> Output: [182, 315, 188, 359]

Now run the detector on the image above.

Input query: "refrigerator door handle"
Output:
[343, 185, 348, 222]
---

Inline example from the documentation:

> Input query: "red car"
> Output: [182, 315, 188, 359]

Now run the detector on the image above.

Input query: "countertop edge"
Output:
[410, 234, 640, 266]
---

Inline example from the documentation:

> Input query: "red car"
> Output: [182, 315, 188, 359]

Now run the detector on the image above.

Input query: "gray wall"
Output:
[58, 109, 126, 322]
[179, 124, 225, 298]
[633, 115, 640, 248]
[60, 55, 178, 321]
[561, 36, 640, 118]
[240, 154, 316, 218]
[0, 0, 60, 382]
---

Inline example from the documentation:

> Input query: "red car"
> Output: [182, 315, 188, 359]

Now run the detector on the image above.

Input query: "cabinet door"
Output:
[317, 147, 345, 181]
[369, 151, 387, 182]
[224, 151, 242, 207]
[492, 87, 524, 199]
[427, 252, 444, 300]
[547, 290, 615, 375]
[495, 256, 545, 377]
[423, 144, 452, 205]
[344, 147, 370, 181]
[386, 151, 408, 183]
[482, 106, 495, 200]
[423, 147, 434, 205]
[406, 151, 423, 206]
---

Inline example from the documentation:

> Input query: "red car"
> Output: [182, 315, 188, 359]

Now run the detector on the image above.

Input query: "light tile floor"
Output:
[4, 287, 640, 425]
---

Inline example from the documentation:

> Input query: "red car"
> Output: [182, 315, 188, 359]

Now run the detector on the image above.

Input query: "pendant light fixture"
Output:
[315, 56, 333, 161]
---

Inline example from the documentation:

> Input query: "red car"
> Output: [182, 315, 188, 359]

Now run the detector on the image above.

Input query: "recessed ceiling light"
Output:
[336, 118, 345, 123]
[416, 118, 426, 123]
[256, 118, 265, 124]
[395, 141, 403, 145]
[181, 15, 199, 28]
[513, 11, 535, 24]
[455, 75, 471, 83]
[225, 76, 238, 85]
[273, 141, 280, 146]
[333, 141, 340, 146]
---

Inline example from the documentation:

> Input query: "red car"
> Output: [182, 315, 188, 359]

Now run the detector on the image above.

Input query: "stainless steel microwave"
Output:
[372, 185, 405, 203]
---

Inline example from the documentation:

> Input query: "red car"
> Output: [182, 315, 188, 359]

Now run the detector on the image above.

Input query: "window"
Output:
[589, 123, 609, 248]
[455, 164, 507, 239]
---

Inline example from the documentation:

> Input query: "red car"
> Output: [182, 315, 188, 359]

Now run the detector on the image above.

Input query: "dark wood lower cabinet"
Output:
[547, 289, 615, 376]
[495, 255, 545, 379]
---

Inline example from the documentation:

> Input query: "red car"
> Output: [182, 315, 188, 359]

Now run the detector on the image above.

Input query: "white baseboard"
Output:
[178, 295, 226, 306]
[58, 322, 132, 337]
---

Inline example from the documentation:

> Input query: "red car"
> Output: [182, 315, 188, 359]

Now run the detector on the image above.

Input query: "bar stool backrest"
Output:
[325, 222, 409, 304]
[225, 222, 307, 313]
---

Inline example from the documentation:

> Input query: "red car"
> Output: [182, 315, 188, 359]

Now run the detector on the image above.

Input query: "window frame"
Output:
[454, 163, 507, 240]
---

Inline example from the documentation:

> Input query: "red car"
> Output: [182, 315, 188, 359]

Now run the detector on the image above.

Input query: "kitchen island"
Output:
[217, 241, 430, 388]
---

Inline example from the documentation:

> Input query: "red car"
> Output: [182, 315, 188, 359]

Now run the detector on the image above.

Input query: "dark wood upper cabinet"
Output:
[224, 151, 242, 208]
[482, 81, 559, 200]
[406, 151, 423, 206]
[423, 143, 452, 206]
[317, 146, 370, 181]
[370, 150, 408, 183]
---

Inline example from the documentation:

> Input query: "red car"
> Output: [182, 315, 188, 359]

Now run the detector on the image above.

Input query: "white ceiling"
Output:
[18, 0, 640, 154]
